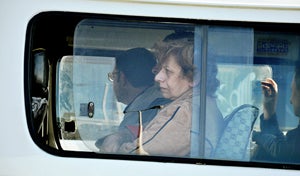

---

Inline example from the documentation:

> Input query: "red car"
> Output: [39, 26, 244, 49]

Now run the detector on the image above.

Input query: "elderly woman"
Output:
[102, 37, 223, 157]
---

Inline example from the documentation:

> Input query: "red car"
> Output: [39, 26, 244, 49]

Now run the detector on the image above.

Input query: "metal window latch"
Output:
[88, 101, 94, 118]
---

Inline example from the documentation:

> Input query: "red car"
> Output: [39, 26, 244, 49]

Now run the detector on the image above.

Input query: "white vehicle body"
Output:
[1, 0, 300, 175]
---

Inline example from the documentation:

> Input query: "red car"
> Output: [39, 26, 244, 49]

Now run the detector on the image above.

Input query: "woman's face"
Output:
[155, 55, 193, 100]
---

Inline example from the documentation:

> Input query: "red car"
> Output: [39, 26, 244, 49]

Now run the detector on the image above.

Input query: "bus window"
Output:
[26, 12, 300, 169]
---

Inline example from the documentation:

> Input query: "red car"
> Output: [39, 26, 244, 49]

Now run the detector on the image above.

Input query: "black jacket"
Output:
[252, 114, 300, 163]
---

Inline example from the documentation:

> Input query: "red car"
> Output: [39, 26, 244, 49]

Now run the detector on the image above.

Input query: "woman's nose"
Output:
[155, 69, 165, 82]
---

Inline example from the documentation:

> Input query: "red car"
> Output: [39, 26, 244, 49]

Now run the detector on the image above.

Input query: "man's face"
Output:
[111, 67, 125, 103]
[290, 75, 300, 117]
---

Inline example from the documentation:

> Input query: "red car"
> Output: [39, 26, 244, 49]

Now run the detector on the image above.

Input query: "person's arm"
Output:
[252, 131, 287, 159]
[259, 113, 283, 136]
[252, 78, 285, 159]
[100, 128, 134, 153]
[118, 103, 192, 156]
[253, 78, 283, 145]
[261, 78, 278, 120]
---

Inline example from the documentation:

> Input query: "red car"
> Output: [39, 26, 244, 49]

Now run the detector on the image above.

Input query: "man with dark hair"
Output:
[114, 48, 156, 89]
[252, 63, 300, 163]
[111, 48, 169, 129]
[96, 48, 169, 149]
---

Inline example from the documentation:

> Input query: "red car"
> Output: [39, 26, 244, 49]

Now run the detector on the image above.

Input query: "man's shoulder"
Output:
[133, 86, 162, 103]
[142, 85, 162, 96]
[127, 85, 168, 111]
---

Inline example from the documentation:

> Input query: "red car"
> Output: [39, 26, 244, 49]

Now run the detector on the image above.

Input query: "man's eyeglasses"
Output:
[152, 64, 161, 75]
[107, 71, 119, 82]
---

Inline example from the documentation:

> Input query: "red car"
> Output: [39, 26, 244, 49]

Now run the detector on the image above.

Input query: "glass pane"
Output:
[251, 31, 300, 164]
[56, 16, 300, 165]
[72, 19, 196, 155]
[57, 55, 120, 151]
[204, 26, 258, 161]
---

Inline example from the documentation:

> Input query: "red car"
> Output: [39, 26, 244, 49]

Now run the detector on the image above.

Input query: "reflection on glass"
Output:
[55, 17, 300, 166]
[57, 55, 122, 151]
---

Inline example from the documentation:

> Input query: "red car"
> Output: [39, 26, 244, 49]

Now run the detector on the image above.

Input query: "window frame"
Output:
[24, 11, 300, 170]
